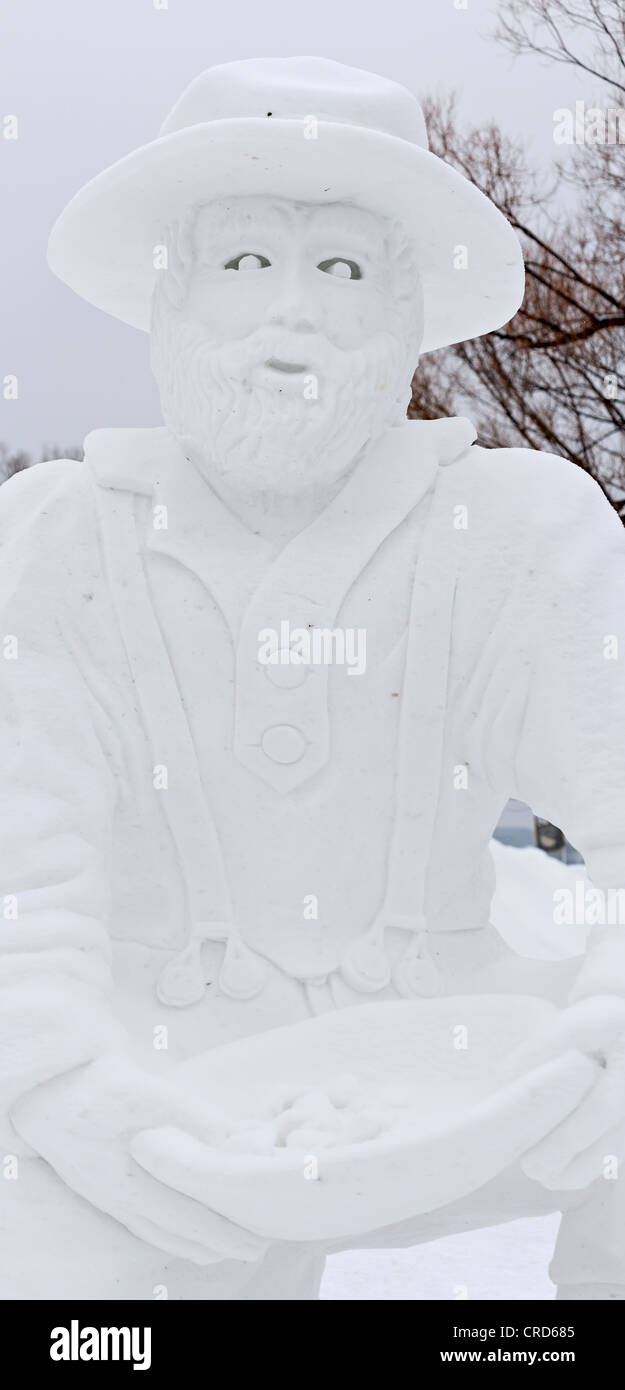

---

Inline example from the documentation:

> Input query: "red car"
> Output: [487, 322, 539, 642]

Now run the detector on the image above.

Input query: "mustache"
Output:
[192, 326, 354, 380]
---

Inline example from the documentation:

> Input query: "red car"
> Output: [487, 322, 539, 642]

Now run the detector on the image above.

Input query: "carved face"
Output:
[151, 196, 423, 493]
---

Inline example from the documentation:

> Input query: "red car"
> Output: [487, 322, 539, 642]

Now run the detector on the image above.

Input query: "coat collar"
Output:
[85, 425, 273, 633]
[84, 418, 476, 493]
[84, 418, 477, 614]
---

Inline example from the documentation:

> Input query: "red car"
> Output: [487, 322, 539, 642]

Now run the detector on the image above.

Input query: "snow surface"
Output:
[321, 1214, 560, 1300]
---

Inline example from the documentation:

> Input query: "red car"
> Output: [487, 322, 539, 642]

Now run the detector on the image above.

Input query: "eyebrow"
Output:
[193, 200, 294, 247]
[193, 199, 386, 250]
[305, 203, 384, 238]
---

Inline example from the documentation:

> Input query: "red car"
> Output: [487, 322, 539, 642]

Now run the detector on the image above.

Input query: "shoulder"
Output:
[453, 442, 623, 551]
[0, 457, 95, 541]
[0, 458, 104, 609]
[466, 442, 607, 513]
[406, 418, 608, 524]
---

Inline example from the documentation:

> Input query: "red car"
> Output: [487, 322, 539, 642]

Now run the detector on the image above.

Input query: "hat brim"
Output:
[47, 118, 525, 353]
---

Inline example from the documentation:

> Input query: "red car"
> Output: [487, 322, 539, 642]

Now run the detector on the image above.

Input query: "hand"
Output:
[505, 996, 625, 1190]
[10, 1053, 269, 1266]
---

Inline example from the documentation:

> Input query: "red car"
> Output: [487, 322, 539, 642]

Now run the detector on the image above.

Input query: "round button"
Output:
[264, 653, 310, 690]
[261, 724, 307, 764]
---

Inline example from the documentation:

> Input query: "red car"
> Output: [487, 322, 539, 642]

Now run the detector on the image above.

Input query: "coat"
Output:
[2, 416, 625, 1139]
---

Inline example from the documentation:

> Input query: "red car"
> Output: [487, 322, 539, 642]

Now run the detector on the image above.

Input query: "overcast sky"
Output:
[1, 0, 594, 455]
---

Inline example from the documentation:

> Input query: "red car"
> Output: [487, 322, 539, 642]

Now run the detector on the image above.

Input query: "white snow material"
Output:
[490, 840, 588, 960]
[131, 994, 596, 1242]
[47, 58, 524, 351]
[321, 1215, 560, 1300]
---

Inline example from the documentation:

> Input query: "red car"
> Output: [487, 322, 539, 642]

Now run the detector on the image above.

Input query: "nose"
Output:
[266, 263, 317, 333]
[270, 310, 316, 333]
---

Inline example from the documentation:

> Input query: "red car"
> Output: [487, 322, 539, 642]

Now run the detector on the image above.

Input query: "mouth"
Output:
[265, 357, 308, 375]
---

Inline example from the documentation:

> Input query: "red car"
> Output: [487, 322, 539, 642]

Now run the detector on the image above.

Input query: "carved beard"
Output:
[151, 298, 413, 492]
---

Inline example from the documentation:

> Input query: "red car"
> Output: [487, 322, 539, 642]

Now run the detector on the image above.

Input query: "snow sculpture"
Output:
[2, 57, 625, 1301]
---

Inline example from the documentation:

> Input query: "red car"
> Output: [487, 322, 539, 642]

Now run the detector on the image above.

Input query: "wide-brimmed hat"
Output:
[47, 56, 525, 353]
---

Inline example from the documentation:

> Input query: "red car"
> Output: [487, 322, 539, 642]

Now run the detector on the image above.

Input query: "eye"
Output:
[317, 258, 362, 280]
[224, 253, 271, 271]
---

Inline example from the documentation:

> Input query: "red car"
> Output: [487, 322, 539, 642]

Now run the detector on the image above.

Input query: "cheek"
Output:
[317, 283, 402, 347]
[184, 272, 274, 338]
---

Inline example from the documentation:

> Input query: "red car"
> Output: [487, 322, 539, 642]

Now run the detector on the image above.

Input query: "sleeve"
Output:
[0, 463, 125, 1147]
[510, 457, 625, 1001]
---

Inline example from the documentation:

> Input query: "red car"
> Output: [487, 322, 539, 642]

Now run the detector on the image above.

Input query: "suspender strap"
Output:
[340, 461, 462, 996]
[93, 482, 266, 1005]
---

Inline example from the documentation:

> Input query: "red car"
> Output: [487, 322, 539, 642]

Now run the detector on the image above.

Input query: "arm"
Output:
[511, 459, 625, 1000]
[0, 462, 122, 1143]
[503, 457, 625, 1188]
[0, 463, 266, 1261]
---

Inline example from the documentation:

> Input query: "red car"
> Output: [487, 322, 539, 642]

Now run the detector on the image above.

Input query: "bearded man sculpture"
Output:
[2, 57, 625, 1302]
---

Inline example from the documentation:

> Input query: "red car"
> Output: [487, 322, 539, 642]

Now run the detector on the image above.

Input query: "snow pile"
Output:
[490, 840, 588, 960]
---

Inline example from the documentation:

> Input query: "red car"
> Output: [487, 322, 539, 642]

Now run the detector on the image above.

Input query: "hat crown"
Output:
[160, 56, 428, 149]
